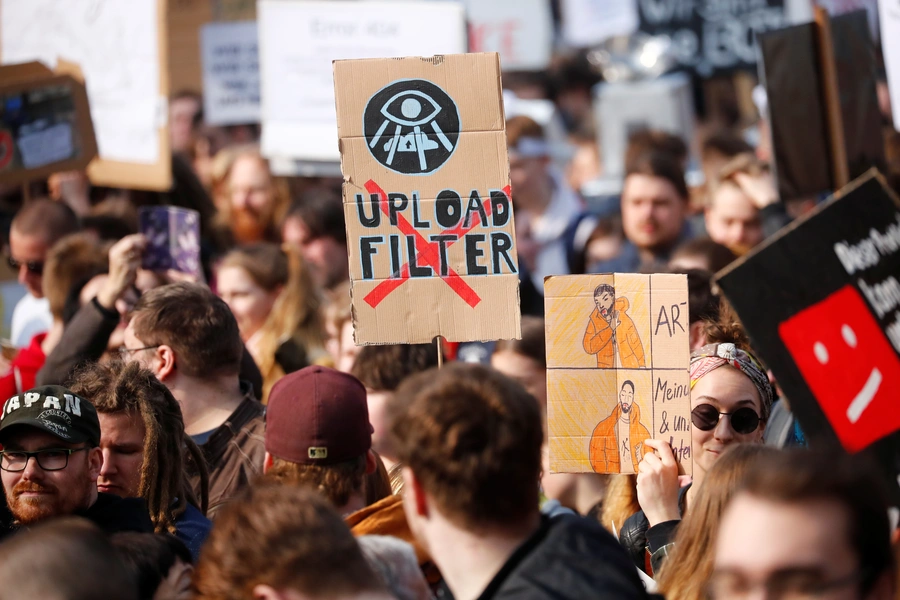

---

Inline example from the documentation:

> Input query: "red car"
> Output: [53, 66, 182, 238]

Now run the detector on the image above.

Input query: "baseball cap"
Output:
[266, 366, 372, 465]
[0, 385, 101, 446]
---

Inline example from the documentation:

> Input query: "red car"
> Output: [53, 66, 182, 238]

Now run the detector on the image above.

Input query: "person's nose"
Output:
[17, 264, 30, 286]
[233, 190, 250, 211]
[713, 414, 736, 443]
[99, 450, 114, 477]
[20, 455, 44, 481]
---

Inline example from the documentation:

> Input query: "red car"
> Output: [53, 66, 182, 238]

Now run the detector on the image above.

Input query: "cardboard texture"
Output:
[0, 62, 97, 186]
[716, 170, 900, 498]
[168, 0, 213, 95]
[334, 53, 520, 345]
[545, 274, 692, 475]
[0, 0, 172, 191]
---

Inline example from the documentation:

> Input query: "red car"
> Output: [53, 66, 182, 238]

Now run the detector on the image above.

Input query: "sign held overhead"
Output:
[334, 52, 520, 345]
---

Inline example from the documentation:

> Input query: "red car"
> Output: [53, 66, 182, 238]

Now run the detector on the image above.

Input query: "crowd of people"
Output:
[0, 26, 898, 600]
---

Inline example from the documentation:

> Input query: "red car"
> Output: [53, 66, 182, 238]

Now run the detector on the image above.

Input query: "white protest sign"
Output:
[880, 0, 900, 131]
[561, 0, 639, 47]
[201, 21, 260, 125]
[1, 0, 161, 165]
[464, 0, 553, 71]
[258, 0, 465, 163]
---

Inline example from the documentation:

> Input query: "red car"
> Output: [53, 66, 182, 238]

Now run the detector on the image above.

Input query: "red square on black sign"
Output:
[779, 285, 900, 452]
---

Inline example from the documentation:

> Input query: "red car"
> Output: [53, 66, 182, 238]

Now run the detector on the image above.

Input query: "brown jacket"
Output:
[187, 387, 266, 519]
[346, 494, 440, 585]
[589, 402, 651, 473]
[582, 297, 646, 369]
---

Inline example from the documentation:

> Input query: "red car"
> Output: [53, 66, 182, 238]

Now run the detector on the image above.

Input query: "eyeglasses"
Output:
[7, 256, 43, 275]
[706, 568, 863, 599]
[118, 345, 160, 359]
[0, 447, 88, 472]
[691, 404, 760, 435]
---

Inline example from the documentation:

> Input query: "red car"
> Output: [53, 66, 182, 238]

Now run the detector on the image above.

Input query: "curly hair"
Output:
[70, 361, 209, 534]
[193, 483, 385, 600]
[388, 363, 543, 531]
[263, 455, 367, 509]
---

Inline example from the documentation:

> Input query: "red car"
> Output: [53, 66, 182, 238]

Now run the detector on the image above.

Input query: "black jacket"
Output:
[618, 485, 690, 574]
[0, 492, 153, 540]
[443, 514, 649, 600]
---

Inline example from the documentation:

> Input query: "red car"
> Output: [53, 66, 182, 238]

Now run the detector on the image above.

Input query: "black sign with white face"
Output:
[363, 79, 460, 175]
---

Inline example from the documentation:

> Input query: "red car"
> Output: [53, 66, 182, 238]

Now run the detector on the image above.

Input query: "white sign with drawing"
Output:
[258, 0, 465, 163]
[1, 0, 161, 165]
[201, 21, 260, 126]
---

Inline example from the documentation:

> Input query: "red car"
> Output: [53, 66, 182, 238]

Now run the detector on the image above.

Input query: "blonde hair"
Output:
[220, 243, 326, 401]
[599, 474, 640, 535]
[656, 444, 780, 600]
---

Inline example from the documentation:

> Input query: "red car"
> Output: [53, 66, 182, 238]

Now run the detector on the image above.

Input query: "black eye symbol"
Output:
[380, 90, 442, 127]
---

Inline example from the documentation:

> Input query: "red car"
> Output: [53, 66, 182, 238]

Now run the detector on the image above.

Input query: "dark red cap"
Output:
[265, 366, 372, 465]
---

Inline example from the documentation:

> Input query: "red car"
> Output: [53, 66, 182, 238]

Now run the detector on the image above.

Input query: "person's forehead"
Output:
[0, 427, 73, 449]
[716, 494, 855, 573]
[8, 228, 50, 257]
[98, 410, 145, 437]
[712, 183, 756, 214]
[623, 173, 679, 200]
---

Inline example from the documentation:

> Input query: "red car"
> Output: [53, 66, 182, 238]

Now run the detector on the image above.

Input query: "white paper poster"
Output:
[464, 0, 553, 71]
[1, 0, 161, 165]
[258, 0, 466, 163]
[879, 0, 900, 131]
[201, 21, 260, 125]
[561, 0, 639, 47]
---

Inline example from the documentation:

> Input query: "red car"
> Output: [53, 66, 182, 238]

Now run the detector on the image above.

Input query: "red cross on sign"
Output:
[361, 179, 512, 309]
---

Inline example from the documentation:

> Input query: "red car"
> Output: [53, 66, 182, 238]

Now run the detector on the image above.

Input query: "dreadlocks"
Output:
[70, 361, 209, 534]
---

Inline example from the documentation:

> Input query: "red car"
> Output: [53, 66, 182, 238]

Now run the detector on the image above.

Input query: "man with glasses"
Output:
[711, 449, 894, 600]
[0, 384, 152, 536]
[7, 199, 80, 348]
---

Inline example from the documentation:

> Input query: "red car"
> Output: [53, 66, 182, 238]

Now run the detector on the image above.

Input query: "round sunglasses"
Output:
[691, 404, 760, 435]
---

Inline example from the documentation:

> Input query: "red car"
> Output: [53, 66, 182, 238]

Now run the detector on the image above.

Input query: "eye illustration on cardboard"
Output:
[779, 285, 900, 452]
[363, 79, 460, 175]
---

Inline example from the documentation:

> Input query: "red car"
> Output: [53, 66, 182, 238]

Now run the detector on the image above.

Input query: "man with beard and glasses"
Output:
[618, 152, 693, 272]
[0, 385, 152, 538]
[589, 380, 651, 473]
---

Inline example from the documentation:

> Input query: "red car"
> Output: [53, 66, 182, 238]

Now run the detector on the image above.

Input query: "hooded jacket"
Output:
[589, 402, 651, 473]
[582, 297, 645, 369]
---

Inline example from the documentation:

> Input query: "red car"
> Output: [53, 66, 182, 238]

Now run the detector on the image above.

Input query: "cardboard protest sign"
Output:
[1, 0, 172, 191]
[259, 0, 465, 166]
[138, 206, 201, 276]
[333, 52, 519, 345]
[560, 0, 639, 47]
[201, 21, 260, 125]
[168, 0, 213, 95]
[758, 9, 884, 200]
[545, 274, 691, 475]
[0, 62, 97, 186]
[637, 0, 786, 77]
[463, 0, 553, 71]
[717, 170, 900, 494]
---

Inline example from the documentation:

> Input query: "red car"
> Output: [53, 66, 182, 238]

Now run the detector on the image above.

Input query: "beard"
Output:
[230, 205, 272, 244]
[621, 402, 632, 414]
[7, 479, 93, 526]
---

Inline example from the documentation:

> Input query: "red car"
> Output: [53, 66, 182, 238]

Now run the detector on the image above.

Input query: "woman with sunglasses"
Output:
[618, 341, 774, 574]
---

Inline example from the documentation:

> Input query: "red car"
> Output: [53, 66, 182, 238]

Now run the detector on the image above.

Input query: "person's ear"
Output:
[88, 447, 102, 481]
[689, 321, 707, 351]
[155, 345, 176, 381]
[263, 451, 274, 474]
[252, 584, 295, 600]
[404, 467, 429, 518]
[365, 449, 377, 475]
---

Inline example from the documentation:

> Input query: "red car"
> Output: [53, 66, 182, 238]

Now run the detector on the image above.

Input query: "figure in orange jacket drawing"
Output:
[589, 380, 651, 472]
[583, 283, 646, 369]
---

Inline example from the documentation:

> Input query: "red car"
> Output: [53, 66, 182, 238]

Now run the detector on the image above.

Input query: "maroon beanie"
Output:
[265, 366, 372, 465]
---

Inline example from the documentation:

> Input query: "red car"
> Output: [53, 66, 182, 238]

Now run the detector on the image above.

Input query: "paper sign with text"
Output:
[201, 21, 260, 125]
[546, 274, 692, 475]
[463, 0, 553, 71]
[0, 62, 97, 186]
[717, 171, 900, 495]
[879, 0, 900, 132]
[259, 0, 465, 163]
[334, 53, 519, 345]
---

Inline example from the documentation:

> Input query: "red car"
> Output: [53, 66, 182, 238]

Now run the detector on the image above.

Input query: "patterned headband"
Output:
[689, 343, 774, 419]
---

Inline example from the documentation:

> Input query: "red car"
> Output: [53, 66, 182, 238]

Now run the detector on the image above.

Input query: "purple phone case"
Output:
[138, 206, 200, 275]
